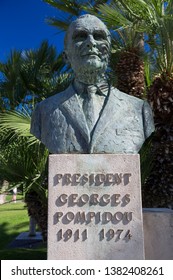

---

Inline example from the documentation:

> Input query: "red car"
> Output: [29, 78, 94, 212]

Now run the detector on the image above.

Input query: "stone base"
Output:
[48, 154, 144, 260]
[16, 232, 43, 240]
[143, 208, 173, 260]
[0, 194, 6, 204]
[8, 232, 43, 249]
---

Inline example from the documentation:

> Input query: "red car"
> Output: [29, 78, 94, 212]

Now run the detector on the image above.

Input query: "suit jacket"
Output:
[30, 84, 155, 154]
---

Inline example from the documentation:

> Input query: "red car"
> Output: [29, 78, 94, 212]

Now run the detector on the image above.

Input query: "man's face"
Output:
[64, 16, 111, 75]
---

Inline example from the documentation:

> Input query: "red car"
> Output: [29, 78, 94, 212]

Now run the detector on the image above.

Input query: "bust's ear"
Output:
[62, 51, 70, 65]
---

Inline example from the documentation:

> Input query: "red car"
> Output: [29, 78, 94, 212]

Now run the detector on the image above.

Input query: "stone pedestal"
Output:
[48, 154, 144, 260]
[143, 208, 173, 260]
[0, 194, 6, 204]
[29, 216, 37, 237]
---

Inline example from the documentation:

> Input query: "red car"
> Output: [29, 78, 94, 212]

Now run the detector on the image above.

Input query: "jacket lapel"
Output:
[60, 85, 90, 144]
[90, 87, 123, 152]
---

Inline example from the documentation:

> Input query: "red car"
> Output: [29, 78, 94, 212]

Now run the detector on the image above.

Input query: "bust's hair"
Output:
[64, 14, 111, 50]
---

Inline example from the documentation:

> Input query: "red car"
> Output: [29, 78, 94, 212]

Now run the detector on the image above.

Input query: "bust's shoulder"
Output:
[110, 86, 144, 106]
[37, 84, 74, 110]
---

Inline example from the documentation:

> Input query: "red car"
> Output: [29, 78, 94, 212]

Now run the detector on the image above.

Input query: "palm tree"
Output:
[94, 1, 173, 107]
[0, 41, 68, 111]
[0, 41, 69, 240]
[141, 4, 173, 208]
[94, 0, 173, 208]
[0, 110, 49, 239]
[43, 0, 82, 31]
[109, 28, 145, 98]
[43, 0, 109, 31]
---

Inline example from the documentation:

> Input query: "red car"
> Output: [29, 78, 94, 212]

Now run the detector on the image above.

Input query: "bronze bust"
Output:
[30, 14, 154, 154]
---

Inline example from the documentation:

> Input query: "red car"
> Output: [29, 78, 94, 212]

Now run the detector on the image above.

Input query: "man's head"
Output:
[64, 14, 111, 84]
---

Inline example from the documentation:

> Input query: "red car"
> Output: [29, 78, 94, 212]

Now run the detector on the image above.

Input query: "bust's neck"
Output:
[75, 70, 106, 85]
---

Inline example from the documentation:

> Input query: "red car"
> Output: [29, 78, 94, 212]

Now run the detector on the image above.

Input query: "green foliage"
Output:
[43, 0, 109, 31]
[96, 0, 165, 32]
[96, 0, 173, 75]
[44, 0, 80, 15]
[144, 56, 153, 88]
[0, 41, 70, 199]
[0, 41, 70, 239]
[0, 41, 68, 110]
[0, 51, 25, 110]
[148, 18, 173, 75]
[0, 110, 34, 140]
[0, 111, 48, 202]
[43, 0, 83, 31]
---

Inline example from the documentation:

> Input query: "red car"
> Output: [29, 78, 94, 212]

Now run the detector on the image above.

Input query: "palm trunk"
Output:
[142, 73, 173, 208]
[114, 48, 145, 98]
[25, 191, 48, 241]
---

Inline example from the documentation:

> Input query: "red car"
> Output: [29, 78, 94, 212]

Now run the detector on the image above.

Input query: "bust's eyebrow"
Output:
[72, 28, 88, 35]
[94, 29, 107, 34]
[72, 28, 109, 40]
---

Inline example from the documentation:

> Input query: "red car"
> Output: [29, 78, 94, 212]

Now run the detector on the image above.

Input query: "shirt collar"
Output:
[73, 79, 109, 97]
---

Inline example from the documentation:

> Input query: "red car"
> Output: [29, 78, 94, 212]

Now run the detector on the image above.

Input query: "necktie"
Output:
[83, 86, 97, 132]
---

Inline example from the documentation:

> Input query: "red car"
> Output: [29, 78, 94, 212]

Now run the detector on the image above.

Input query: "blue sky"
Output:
[0, 0, 65, 62]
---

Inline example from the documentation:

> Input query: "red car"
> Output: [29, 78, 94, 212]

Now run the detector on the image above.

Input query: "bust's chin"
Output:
[73, 60, 108, 84]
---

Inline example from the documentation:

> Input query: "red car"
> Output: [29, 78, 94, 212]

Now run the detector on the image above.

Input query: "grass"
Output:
[5, 193, 23, 202]
[0, 201, 47, 260]
[0, 246, 47, 260]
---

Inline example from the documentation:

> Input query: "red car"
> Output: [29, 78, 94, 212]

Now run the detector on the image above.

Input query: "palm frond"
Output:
[0, 110, 38, 145]
[46, 17, 72, 31]
[43, 0, 80, 16]
[43, 0, 83, 31]
[147, 17, 173, 75]
[0, 113, 48, 196]
[0, 40, 67, 111]
[96, 3, 133, 30]
[0, 142, 48, 197]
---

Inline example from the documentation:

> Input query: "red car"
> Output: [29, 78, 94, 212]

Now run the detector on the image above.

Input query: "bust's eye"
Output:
[73, 31, 88, 41]
[93, 31, 107, 40]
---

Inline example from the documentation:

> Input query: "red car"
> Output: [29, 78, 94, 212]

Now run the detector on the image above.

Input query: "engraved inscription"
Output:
[55, 193, 131, 207]
[53, 173, 132, 187]
[52, 170, 134, 244]
[57, 229, 88, 242]
[54, 211, 133, 225]
[56, 228, 132, 242]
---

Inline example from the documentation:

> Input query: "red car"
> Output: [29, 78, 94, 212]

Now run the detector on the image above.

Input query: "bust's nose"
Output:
[86, 35, 96, 48]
